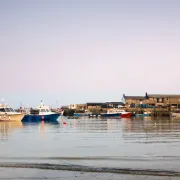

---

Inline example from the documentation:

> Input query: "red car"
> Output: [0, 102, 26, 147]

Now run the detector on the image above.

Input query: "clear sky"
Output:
[1, 0, 180, 108]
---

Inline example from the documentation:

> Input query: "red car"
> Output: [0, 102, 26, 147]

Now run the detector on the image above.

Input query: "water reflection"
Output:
[0, 121, 23, 141]
[1, 117, 180, 140]
[0, 123, 9, 141]
[59, 117, 180, 133]
[120, 117, 180, 144]
[0, 120, 60, 141]
[58, 117, 180, 144]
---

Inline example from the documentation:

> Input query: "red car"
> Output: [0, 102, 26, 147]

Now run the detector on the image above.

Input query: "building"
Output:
[86, 102, 124, 109]
[68, 104, 86, 110]
[123, 93, 180, 108]
[146, 93, 180, 108]
[106, 102, 125, 108]
[123, 94, 148, 108]
[86, 103, 105, 109]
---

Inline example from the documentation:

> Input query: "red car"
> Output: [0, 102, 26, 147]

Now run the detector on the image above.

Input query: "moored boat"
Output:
[170, 112, 180, 118]
[0, 104, 24, 121]
[100, 109, 121, 118]
[135, 112, 151, 117]
[118, 110, 132, 118]
[74, 110, 92, 117]
[22, 102, 60, 122]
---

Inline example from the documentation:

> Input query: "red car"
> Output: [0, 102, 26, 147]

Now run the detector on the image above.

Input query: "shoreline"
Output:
[0, 167, 179, 180]
[0, 163, 180, 177]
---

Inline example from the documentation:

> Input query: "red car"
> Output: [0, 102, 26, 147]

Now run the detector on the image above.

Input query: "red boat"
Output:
[119, 110, 132, 118]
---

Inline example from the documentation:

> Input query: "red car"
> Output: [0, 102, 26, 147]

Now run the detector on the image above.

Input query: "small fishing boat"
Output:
[101, 109, 121, 118]
[22, 102, 60, 122]
[170, 112, 180, 118]
[74, 110, 92, 117]
[118, 110, 132, 118]
[0, 104, 24, 121]
[135, 112, 151, 117]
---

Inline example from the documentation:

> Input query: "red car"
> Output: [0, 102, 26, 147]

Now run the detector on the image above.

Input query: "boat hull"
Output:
[171, 113, 180, 118]
[22, 113, 60, 122]
[121, 112, 132, 118]
[73, 113, 91, 117]
[135, 114, 150, 117]
[101, 113, 121, 117]
[0, 114, 25, 121]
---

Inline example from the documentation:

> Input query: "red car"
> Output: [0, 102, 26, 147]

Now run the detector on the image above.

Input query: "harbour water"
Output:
[0, 116, 180, 179]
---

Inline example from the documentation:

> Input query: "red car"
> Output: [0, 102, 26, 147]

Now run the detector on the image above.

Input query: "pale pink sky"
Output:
[1, 0, 180, 107]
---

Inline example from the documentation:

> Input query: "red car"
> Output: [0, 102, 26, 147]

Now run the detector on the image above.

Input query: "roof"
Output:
[147, 94, 180, 98]
[87, 103, 106, 106]
[106, 102, 125, 105]
[123, 96, 146, 100]
[87, 102, 125, 106]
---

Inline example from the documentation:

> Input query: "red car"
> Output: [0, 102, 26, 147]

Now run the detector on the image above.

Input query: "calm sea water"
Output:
[0, 116, 180, 174]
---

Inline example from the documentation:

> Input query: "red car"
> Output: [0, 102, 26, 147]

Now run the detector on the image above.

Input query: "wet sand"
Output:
[0, 167, 180, 180]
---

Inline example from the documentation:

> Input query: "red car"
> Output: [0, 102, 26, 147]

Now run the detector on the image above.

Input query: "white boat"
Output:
[0, 104, 25, 121]
[101, 109, 122, 117]
[116, 109, 132, 118]
[171, 112, 180, 118]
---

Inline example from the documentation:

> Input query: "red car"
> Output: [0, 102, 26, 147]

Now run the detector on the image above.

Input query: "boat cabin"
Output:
[30, 106, 52, 115]
[0, 106, 15, 113]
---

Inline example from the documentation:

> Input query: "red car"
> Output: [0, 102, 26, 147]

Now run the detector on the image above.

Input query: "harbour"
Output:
[1, 117, 180, 178]
[1, 0, 180, 179]
[2, 92, 180, 122]
[63, 93, 180, 119]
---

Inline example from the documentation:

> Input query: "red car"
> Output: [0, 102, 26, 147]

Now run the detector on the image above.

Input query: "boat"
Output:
[74, 110, 92, 117]
[100, 109, 122, 118]
[0, 104, 24, 121]
[170, 112, 180, 118]
[135, 112, 151, 117]
[51, 108, 64, 116]
[118, 110, 132, 118]
[22, 102, 60, 122]
[89, 114, 99, 118]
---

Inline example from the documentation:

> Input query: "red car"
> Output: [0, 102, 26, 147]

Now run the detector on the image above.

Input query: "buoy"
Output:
[63, 121, 66, 125]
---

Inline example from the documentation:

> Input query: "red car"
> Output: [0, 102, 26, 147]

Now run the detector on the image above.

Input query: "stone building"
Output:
[123, 93, 180, 108]
[146, 94, 180, 108]
[68, 104, 86, 110]
[122, 94, 148, 108]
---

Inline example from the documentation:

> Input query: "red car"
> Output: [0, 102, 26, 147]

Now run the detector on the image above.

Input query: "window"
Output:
[7, 108, 14, 112]
[10, 108, 15, 112]
[40, 109, 45, 112]
[5, 108, 10, 112]
[0, 108, 5, 112]
[46, 109, 49, 112]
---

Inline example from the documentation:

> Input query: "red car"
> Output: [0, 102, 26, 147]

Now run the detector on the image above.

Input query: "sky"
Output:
[1, 0, 180, 108]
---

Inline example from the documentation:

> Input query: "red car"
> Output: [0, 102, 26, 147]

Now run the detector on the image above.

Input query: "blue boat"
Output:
[23, 113, 60, 122]
[73, 110, 92, 117]
[22, 103, 60, 122]
[73, 113, 90, 117]
[100, 109, 121, 118]
[101, 113, 121, 117]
